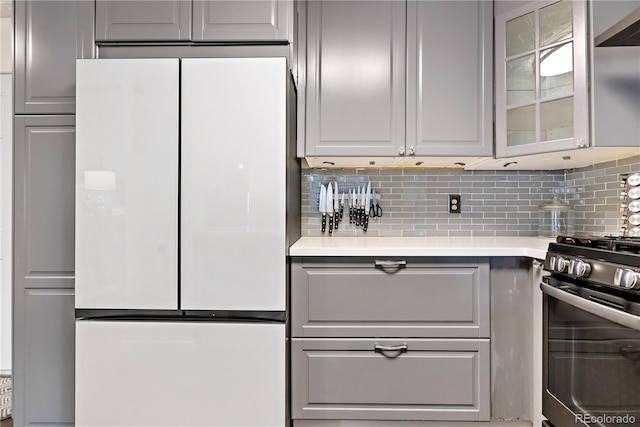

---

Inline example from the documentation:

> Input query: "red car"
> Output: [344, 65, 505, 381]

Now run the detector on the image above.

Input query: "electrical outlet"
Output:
[449, 194, 461, 213]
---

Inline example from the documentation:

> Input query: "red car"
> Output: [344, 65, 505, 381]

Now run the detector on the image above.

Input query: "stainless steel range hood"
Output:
[595, 7, 640, 46]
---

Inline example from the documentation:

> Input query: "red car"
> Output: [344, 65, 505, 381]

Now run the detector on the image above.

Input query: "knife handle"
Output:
[334, 209, 339, 226]
[363, 213, 369, 232]
[321, 213, 326, 233]
[349, 207, 353, 224]
[329, 215, 333, 234]
[339, 206, 344, 222]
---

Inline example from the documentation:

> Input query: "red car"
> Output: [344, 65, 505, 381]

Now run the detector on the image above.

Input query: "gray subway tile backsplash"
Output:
[301, 155, 640, 237]
[565, 155, 640, 236]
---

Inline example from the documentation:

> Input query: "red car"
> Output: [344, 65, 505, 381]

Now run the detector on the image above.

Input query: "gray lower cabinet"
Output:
[13, 116, 76, 427]
[14, 0, 94, 114]
[193, 0, 292, 42]
[406, 0, 493, 156]
[292, 259, 490, 338]
[291, 257, 491, 421]
[304, 0, 407, 156]
[13, 289, 75, 427]
[95, 0, 192, 41]
[292, 339, 490, 421]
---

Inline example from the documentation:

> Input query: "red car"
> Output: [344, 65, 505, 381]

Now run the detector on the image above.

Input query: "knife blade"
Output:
[327, 182, 334, 234]
[355, 186, 361, 226]
[340, 191, 345, 223]
[319, 184, 326, 233]
[334, 183, 340, 227]
[359, 185, 366, 226]
[349, 189, 354, 224]
[363, 182, 371, 232]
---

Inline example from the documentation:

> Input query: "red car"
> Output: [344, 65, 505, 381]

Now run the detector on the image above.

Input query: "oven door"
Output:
[541, 277, 640, 427]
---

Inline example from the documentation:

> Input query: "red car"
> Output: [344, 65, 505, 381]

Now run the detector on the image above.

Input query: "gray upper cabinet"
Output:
[303, 0, 493, 158]
[95, 0, 192, 41]
[14, 0, 94, 114]
[193, 0, 292, 42]
[406, 1, 493, 156]
[304, 0, 407, 156]
[495, 0, 590, 157]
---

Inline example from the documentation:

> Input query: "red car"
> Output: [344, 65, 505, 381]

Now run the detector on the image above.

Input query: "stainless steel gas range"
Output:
[541, 236, 640, 427]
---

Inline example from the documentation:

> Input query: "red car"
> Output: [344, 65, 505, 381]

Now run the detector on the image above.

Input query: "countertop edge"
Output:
[289, 237, 553, 260]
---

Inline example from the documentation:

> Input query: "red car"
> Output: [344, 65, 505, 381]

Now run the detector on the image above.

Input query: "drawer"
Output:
[291, 259, 490, 338]
[291, 338, 490, 421]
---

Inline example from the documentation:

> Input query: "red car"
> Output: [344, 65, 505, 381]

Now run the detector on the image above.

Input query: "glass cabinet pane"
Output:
[540, 42, 573, 99]
[507, 105, 536, 147]
[540, 0, 572, 48]
[507, 54, 535, 105]
[541, 97, 573, 141]
[506, 13, 535, 57]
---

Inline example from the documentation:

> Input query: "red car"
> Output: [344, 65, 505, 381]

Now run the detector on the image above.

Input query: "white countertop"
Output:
[290, 236, 555, 259]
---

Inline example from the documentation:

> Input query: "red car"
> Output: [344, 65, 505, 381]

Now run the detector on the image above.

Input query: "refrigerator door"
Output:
[75, 59, 179, 310]
[76, 320, 285, 427]
[181, 58, 286, 311]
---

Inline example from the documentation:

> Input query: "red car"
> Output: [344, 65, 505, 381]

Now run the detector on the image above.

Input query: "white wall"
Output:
[0, 16, 11, 74]
[0, 73, 11, 374]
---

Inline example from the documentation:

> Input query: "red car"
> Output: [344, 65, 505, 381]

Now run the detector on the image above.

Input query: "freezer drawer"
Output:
[76, 321, 285, 427]
[292, 338, 490, 421]
[292, 259, 490, 338]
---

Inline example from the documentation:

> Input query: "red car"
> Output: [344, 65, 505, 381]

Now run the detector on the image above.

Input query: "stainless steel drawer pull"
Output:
[374, 260, 407, 268]
[374, 344, 408, 357]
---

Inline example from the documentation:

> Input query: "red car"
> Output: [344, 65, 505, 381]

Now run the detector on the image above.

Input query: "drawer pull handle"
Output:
[374, 344, 408, 357]
[374, 260, 407, 268]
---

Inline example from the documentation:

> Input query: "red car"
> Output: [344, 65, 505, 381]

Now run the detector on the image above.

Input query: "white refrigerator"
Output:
[75, 57, 297, 427]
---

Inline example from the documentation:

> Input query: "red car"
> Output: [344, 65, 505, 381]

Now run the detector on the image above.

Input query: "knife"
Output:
[319, 184, 326, 233]
[355, 187, 361, 226]
[349, 189, 354, 224]
[334, 183, 340, 227]
[340, 191, 345, 223]
[327, 182, 334, 234]
[359, 185, 366, 226]
[363, 182, 371, 232]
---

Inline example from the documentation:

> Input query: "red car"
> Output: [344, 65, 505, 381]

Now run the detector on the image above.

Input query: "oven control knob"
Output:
[551, 256, 569, 273]
[614, 269, 640, 289]
[569, 259, 591, 277]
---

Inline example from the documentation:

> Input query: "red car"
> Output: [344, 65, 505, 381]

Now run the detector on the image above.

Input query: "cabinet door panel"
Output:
[96, 0, 192, 41]
[407, 1, 493, 156]
[305, 1, 406, 156]
[13, 116, 77, 427]
[193, 0, 291, 42]
[14, 0, 94, 114]
[13, 288, 75, 427]
[14, 116, 76, 278]
[292, 262, 490, 338]
[292, 339, 490, 421]
[495, 0, 589, 157]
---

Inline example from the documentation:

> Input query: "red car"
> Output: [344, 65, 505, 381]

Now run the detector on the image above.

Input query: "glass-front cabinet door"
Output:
[495, 0, 589, 157]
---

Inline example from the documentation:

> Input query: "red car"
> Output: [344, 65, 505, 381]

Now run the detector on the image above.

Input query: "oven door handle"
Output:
[540, 282, 640, 332]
